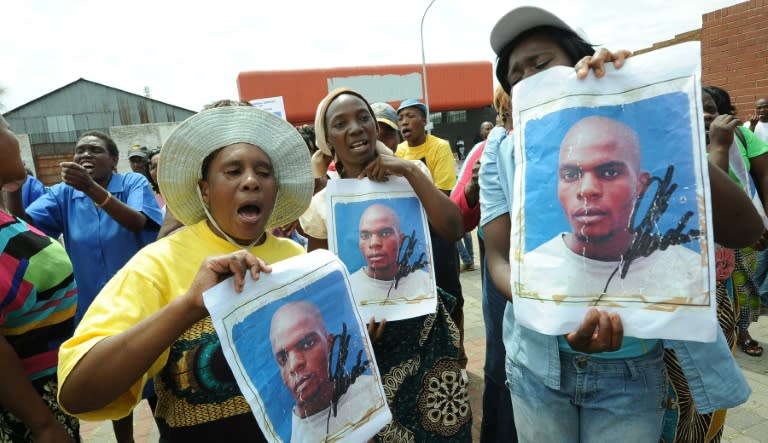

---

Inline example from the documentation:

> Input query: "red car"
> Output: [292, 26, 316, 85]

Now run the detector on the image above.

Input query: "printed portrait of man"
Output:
[520, 115, 705, 306]
[269, 300, 379, 443]
[348, 203, 432, 304]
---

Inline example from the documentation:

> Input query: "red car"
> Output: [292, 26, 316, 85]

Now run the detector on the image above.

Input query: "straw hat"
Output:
[158, 106, 313, 229]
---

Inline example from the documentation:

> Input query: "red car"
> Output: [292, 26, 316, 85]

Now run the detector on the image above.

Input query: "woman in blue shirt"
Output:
[10, 130, 163, 322]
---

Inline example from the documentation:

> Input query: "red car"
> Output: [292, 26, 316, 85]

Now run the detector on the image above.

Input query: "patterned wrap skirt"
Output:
[372, 288, 472, 443]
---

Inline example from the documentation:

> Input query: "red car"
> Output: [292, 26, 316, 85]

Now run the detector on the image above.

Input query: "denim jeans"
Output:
[480, 251, 517, 442]
[457, 232, 474, 265]
[506, 343, 667, 443]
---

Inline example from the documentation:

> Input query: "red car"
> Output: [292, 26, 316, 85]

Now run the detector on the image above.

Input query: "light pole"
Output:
[420, 0, 437, 132]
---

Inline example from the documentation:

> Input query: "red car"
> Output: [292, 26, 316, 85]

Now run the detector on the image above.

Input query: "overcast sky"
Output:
[1, 0, 742, 113]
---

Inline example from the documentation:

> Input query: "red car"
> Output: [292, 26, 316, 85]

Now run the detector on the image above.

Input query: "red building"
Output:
[237, 61, 493, 125]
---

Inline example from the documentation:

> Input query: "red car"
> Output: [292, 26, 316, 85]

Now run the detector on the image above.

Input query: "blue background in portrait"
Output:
[523, 92, 702, 254]
[231, 270, 371, 443]
[334, 197, 430, 274]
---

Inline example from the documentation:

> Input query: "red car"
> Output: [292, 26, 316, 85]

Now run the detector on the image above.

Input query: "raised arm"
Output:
[451, 142, 485, 232]
[707, 114, 740, 173]
[708, 161, 764, 248]
[60, 164, 150, 231]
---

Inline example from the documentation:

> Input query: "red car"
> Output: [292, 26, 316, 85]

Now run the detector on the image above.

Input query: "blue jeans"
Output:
[480, 250, 517, 442]
[506, 343, 667, 443]
[457, 232, 474, 265]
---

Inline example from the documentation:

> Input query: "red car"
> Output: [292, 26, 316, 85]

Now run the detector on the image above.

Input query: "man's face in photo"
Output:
[270, 303, 332, 418]
[557, 116, 648, 245]
[358, 204, 404, 280]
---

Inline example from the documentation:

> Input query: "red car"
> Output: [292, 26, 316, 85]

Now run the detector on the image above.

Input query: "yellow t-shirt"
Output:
[395, 134, 456, 191]
[57, 220, 305, 422]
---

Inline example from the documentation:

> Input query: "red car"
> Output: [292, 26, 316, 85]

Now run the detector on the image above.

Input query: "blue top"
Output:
[21, 175, 47, 208]
[479, 126, 750, 413]
[25, 172, 163, 322]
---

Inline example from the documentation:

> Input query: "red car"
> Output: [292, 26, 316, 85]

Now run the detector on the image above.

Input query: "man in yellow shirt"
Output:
[395, 99, 457, 194]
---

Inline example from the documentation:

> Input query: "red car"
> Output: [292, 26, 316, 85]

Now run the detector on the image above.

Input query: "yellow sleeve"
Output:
[429, 139, 457, 191]
[57, 254, 171, 421]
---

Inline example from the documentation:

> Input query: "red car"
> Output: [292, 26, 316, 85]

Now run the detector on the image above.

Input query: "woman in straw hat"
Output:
[481, 5, 762, 443]
[299, 88, 471, 442]
[56, 104, 314, 442]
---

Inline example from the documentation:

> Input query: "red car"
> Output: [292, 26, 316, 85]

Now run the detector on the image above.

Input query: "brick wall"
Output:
[701, 0, 768, 120]
[635, 0, 768, 120]
[634, 29, 701, 56]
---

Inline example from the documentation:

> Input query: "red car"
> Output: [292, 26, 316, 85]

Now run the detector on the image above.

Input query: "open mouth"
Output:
[238, 204, 262, 223]
[350, 140, 370, 151]
[80, 161, 96, 172]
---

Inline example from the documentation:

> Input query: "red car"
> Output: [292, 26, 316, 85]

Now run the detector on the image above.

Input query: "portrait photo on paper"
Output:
[332, 195, 437, 320]
[517, 92, 710, 309]
[230, 269, 385, 443]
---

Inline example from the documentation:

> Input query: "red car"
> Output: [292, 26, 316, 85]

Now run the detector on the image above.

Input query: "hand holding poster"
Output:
[325, 176, 437, 321]
[204, 249, 391, 442]
[510, 42, 716, 342]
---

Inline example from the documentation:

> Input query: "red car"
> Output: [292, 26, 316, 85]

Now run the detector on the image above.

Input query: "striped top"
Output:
[0, 211, 77, 380]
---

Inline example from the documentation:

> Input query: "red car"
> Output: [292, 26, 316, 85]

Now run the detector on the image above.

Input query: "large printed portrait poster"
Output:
[510, 42, 717, 341]
[204, 250, 391, 442]
[326, 177, 437, 322]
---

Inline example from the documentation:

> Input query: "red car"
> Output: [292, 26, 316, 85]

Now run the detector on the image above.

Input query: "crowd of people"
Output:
[1, 4, 766, 443]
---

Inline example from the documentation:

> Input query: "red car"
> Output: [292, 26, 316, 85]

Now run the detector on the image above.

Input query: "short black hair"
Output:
[703, 86, 736, 116]
[78, 130, 119, 158]
[297, 124, 317, 154]
[495, 26, 595, 94]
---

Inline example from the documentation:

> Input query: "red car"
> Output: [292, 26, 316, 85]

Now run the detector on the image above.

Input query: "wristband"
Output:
[96, 191, 112, 207]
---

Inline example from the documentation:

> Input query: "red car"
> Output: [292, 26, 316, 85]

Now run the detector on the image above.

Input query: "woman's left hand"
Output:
[575, 48, 632, 79]
[358, 156, 413, 182]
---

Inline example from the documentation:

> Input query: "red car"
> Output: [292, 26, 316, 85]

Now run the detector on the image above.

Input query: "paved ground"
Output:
[79, 231, 768, 442]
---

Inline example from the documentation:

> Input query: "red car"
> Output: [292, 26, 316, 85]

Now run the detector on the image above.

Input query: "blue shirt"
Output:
[26, 172, 163, 322]
[479, 126, 750, 413]
[21, 175, 46, 208]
